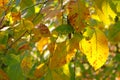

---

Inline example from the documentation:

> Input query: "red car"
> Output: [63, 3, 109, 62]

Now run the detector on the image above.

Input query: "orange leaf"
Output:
[36, 37, 50, 53]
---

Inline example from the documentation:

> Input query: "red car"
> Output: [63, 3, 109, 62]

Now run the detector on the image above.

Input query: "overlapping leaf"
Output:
[68, 0, 90, 32]
[92, 0, 116, 26]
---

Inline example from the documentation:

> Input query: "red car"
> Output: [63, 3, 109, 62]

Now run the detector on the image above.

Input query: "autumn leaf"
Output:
[79, 27, 109, 70]
[93, 0, 116, 26]
[0, 0, 8, 7]
[21, 56, 33, 75]
[11, 12, 21, 22]
[49, 42, 67, 69]
[49, 39, 78, 69]
[34, 63, 48, 78]
[68, 0, 90, 32]
[36, 23, 51, 37]
[0, 69, 9, 80]
[36, 37, 50, 53]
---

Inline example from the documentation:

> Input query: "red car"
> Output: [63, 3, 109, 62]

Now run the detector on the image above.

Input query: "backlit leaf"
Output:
[68, 0, 90, 32]
[79, 28, 109, 70]
[36, 37, 50, 53]
[34, 63, 48, 78]
[93, 0, 117, 26]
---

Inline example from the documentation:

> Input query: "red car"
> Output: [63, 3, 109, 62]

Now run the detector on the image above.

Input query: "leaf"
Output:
[5, 54, 25, 80]
[68, 0, 90, 32]
[31, 23, 50, 42]
[32, 14, 43, 25]
[36, 37, 50, 53]
[108, 21, 120, 43]
[0, 0, 8, 7]
[21, 56, 33, 75]
[49, 40, 77, 69]
[22, 19, 34, 31]
[20, 0, 35, 18]
[45, 68, 70, 80]
[11, 12, 21, 22]
[79, 28, 109, 70]
[34, 63, 48, 79]
[0, 69, 9, 80]
[94, 0, 117, 26]
[36, 23, 51, 37]
[53, 24, 74, 34]
[49, 42, 67, 69]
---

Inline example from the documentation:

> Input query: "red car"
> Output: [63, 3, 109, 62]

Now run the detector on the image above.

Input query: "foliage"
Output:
[0, 0, 120, 80]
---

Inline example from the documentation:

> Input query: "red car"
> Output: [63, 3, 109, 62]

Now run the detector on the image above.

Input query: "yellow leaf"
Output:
[68, 0, 90, 32]
[34, 63, 48, 78]
[23, 19, 34, 31]
[79, 28, 109, 70]
[93, 1, 116, 27]
[36, 37, 50, 53]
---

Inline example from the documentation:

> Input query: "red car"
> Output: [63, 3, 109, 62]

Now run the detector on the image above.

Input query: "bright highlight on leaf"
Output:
[79, 28, 109, 70]
[34, 63, 48, 78]
[36, 37, 49, 53]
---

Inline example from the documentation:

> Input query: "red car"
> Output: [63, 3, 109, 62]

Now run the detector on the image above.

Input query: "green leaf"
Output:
[20, 0, 35, 18]
[32, 14, 43, 25]
[0, 31, 8, 45]
[108, 21, 120, 42]
[5, 54, 25, 80]
[54, 24, 74, 34]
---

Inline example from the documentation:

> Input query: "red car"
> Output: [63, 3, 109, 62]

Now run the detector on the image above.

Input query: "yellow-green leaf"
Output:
[34, 63, 48, 78]
[79, 28, 109, 70]
[49, 39, 78, 69]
